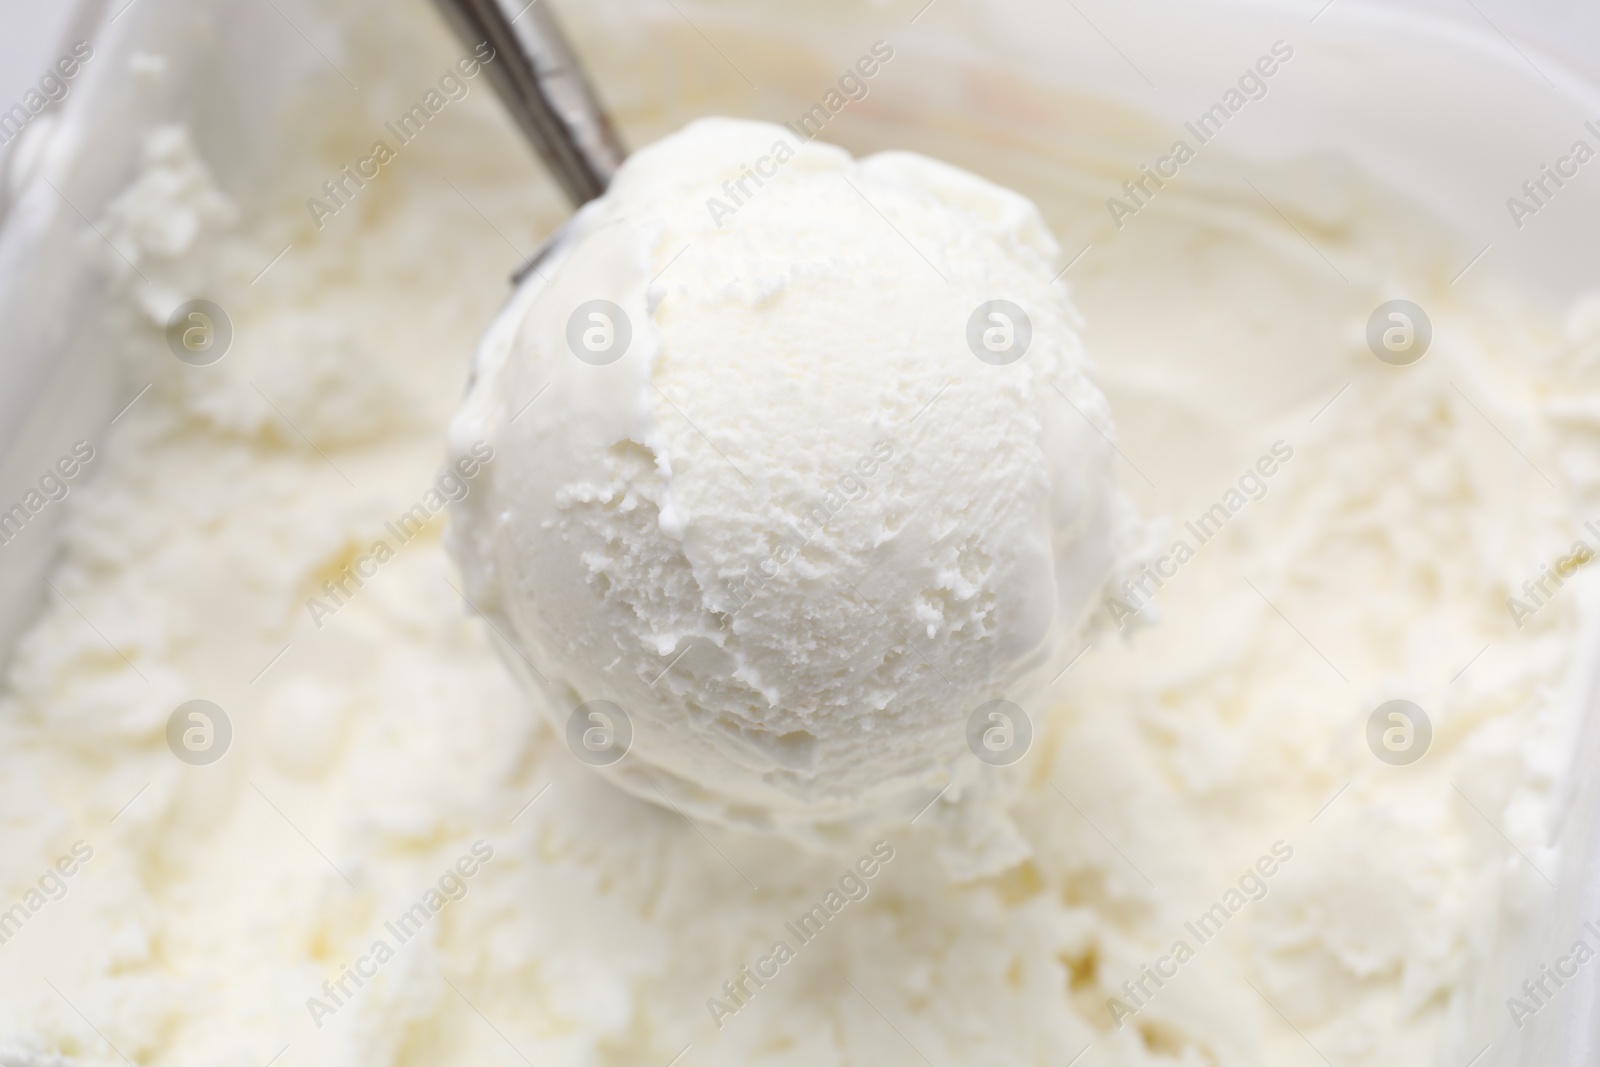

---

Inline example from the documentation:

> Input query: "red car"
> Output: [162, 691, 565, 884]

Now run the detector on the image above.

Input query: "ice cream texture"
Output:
[447, 117, 1126, 829]
[3, 4, 1600, 1067]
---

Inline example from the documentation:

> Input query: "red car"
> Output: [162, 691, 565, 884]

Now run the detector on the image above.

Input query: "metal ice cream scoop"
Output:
[431, 0, 627, 273]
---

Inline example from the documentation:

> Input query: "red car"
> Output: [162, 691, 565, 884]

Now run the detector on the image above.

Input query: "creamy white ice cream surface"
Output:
[2, 4, 1600, 1067]
[447, 116, 1133, 834]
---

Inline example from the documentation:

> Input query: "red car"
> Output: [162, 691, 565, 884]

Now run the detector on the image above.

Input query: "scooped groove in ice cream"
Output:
[446, 117, 1129, 829]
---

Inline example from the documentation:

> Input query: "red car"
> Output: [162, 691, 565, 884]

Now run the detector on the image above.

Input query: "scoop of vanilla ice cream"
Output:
[446, 117, 1124, 830]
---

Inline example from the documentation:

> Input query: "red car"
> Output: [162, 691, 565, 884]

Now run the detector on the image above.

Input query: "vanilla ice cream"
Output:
[4, 2, 1600, 1066]
[447, 117, 1128, 830]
